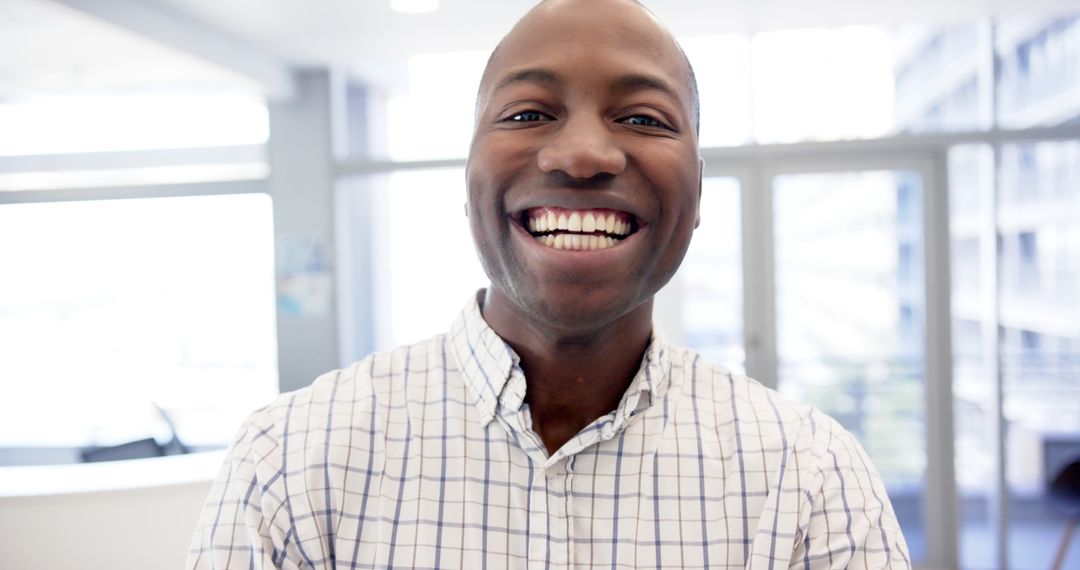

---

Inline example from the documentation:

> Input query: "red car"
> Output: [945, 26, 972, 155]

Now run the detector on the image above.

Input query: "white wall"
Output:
[0, 453, 219, 570]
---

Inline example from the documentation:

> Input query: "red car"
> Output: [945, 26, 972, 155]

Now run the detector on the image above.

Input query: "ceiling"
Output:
[0, 0, 259, 100]
[151, 0, 1080, 61]
[2, 0, 1079, 100]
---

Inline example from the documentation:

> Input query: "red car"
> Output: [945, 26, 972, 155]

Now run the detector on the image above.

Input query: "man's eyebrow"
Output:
[491, 69, 685, 107]
[494, 68, 563, 92]
[612, 73, 683, 103]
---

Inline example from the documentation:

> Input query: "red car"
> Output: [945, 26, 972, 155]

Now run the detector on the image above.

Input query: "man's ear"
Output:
[694, 157, 704, 229]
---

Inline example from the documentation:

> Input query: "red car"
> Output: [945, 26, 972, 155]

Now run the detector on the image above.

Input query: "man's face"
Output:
[466, 0, 701, 333]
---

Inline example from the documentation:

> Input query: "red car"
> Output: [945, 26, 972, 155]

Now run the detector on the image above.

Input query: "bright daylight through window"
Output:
[0, 194, 278, 449]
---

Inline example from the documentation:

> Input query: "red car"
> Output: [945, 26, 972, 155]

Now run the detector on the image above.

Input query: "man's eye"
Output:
[508, 111, 548, 122]
[622, 115, 664, 128]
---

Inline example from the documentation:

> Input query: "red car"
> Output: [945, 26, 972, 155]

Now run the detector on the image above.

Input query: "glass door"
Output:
[765, 161, 948, 565]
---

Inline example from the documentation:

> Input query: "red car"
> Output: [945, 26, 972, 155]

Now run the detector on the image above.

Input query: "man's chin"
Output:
[513, 282, 650, 337]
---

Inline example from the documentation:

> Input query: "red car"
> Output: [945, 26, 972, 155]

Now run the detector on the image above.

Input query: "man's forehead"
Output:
[475, 0, 700, 132]
[509, 0, 667, 40]
[482, 0, 684, 86]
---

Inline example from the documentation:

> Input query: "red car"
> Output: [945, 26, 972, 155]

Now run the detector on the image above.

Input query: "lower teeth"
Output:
[538, 234, 618, 250]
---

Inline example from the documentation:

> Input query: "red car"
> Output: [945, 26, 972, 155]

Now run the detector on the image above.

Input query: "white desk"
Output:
[0, 452, 223, 570]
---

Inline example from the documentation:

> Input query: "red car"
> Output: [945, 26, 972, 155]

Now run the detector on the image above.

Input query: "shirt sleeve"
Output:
[790, 413, 912, 569]
[186, 410, 297, 570]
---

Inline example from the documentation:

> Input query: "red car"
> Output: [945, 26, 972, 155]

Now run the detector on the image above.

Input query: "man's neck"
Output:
[480, 290, 653, 455]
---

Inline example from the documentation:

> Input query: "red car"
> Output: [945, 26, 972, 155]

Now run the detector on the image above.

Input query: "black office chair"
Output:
[79, 403, 189, 463]
[1050, 458, 1080, 570]
[80, 437, 164, 462]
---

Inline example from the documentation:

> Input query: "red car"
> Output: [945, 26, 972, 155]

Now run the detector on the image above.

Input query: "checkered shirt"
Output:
[187, 292, 910, 569]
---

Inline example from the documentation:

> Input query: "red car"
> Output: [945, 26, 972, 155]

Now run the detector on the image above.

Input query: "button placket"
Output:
[563, 455, 576, 569]
[530, 459, 572, 569]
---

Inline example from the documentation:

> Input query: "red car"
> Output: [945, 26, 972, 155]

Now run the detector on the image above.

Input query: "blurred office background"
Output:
[1, 0, 1079, 569]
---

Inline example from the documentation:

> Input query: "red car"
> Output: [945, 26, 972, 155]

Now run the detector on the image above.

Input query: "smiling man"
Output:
[465, 0, 704, 457]
[188, 1, 910, 568]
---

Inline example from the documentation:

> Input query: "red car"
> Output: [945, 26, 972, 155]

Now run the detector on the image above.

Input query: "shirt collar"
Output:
[449, 290, 520, 427]
[449, 290, 673, 431]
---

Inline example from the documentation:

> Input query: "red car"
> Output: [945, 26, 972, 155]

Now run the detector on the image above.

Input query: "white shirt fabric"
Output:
[187, 291, 910, 569]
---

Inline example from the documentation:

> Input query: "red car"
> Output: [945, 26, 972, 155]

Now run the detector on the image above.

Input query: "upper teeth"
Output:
[526, 208, 632, 237]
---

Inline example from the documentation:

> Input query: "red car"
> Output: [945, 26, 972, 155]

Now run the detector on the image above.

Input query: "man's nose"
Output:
[536, 115, 627, 180]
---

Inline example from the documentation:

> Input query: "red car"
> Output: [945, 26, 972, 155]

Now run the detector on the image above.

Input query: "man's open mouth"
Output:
[520, 206, 638, 251]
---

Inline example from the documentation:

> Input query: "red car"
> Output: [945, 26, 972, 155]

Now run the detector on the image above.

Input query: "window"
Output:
[679, 177, 744, 371]
[772, 169, 927, 559]
[0, 194, 278, 449]
[680, 36, 753, 146]
[355, 168, 487, 350]
[950, 138, 1080, 569]
[752, 27, 896, 142]
[0, 92, 268, 156]
[378, 51, 488, 161]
